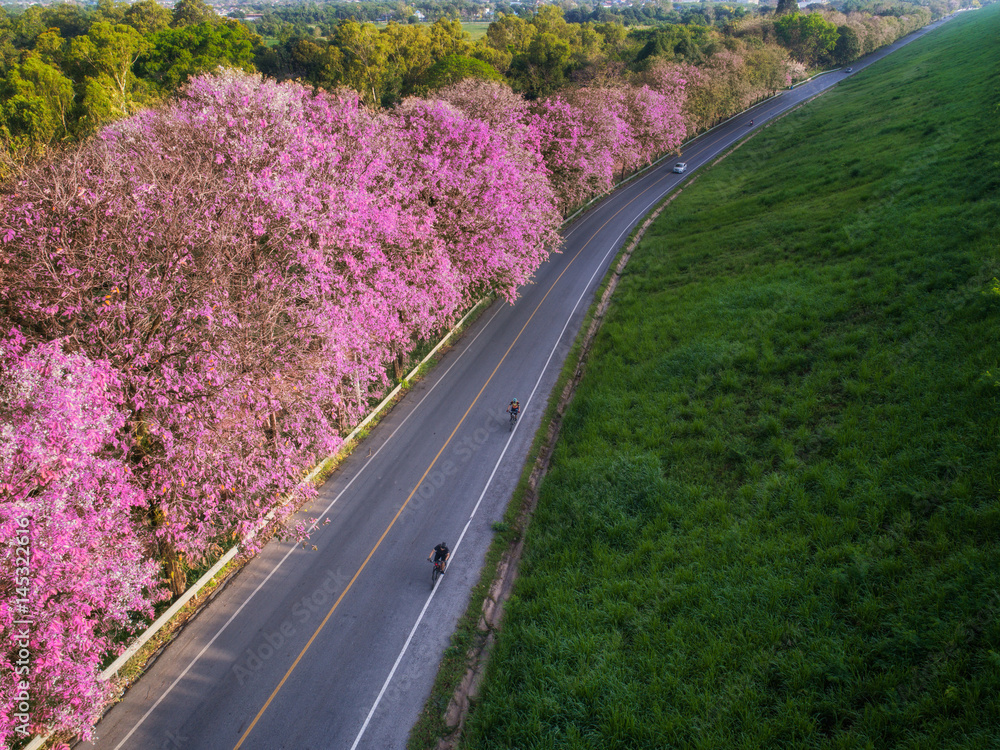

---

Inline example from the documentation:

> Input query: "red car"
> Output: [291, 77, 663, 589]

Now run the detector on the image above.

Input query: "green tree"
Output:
[380, 22, 433, 101]
[531, 5, 571, 36]
[425, 54, 501, 90]
[0, 66, 59, 145]
[286, 37, 329, 82]
[513, 31, 572, 96]
[124, 0, 173, 35]
[329, 19, 389, 106]
[138, 21, 259, 90]
[485, 14, 537, 58]
[744, 42, 796, 94]
[799, 13, 839, 65]
[428, 17, 471, 59]
[92, 0, 128, 25]
[834, 24, 862, 64]
[76, 72, 117, 133]
[1, 89, 53, 146]
[776, 0, 799, 16]
[0, 10, 15, 73]
[11, 6, 46, 49]
[40, 3, 89, 39]
[19, 54, 73, 133]
[774, 12, 839, 66]
[471, 43, 512, 75]
[593, 21, 628, 59]
[634, 24, 702, 64]
[171, 0, 218, 29]
[69, 21, 150, 116]
[34, 29, 67, 67]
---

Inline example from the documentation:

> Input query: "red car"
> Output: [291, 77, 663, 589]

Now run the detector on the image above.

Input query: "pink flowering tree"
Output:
[384, 96, 560, 302]
[0, 331, 161, 745]
[175, 74, 463, 420]
[636, 59, 702, 138]
[0, 70, 563, 598]
[563, 86, 643, 177]
[434, 78, 532, 140]
[531, 77, 689, 213]
[1, 73, 356, 591]
[529, 94, 615, 213]
[612, 83, 688, 168]
[437, 76, 688, 216]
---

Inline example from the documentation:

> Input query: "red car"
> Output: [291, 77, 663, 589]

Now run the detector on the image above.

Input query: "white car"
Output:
[673, 162, 687, 174]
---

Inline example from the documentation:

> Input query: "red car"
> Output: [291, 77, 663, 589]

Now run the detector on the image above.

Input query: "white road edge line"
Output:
[349, 200, 653, 750]
[107, 303, 506, 750]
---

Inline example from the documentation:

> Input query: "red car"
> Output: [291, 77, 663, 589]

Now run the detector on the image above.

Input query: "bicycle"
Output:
[429, 557, 446, 587]
[508, 410, 518, 431]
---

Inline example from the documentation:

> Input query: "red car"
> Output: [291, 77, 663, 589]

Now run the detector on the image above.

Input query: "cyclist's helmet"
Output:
[440, 542, 447, 548]
[512, 397, 518, 402]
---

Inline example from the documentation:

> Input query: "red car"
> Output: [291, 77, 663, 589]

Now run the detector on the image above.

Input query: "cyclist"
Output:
[429, 542, 450, 574]
[507, 398, 520, 421]
[749, 119, 754, 126]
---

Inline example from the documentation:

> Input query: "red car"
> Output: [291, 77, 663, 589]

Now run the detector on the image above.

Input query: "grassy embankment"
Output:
[460, 6, 1000, 749]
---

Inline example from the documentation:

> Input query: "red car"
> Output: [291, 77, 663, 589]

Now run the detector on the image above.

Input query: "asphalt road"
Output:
[81, 14, 962, 750]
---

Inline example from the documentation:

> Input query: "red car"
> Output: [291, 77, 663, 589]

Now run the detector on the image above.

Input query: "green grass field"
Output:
[461, 7, 1000, 749]
[461, 21, 492, 41]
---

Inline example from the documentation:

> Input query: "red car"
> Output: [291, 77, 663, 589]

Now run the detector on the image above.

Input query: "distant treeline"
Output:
[251, 1, 936, 105]
[0, 0, 960, 170]
[231, 0, 958, 26]
[233, 0, 755, 28]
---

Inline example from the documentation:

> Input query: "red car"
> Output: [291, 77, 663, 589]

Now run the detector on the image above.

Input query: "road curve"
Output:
[81, 14, 960, 750]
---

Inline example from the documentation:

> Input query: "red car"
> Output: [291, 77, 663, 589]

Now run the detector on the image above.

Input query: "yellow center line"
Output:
[232, 163, 680, 750]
